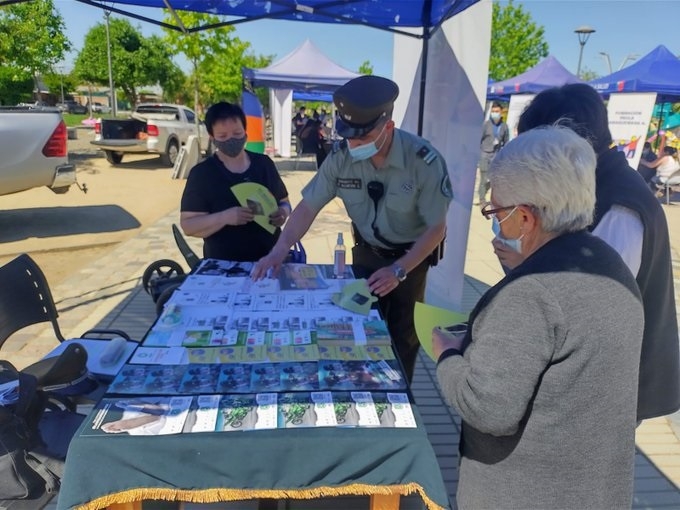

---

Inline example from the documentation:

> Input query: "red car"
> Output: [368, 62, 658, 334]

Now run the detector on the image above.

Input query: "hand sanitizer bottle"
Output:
[333, 233, 346, 278]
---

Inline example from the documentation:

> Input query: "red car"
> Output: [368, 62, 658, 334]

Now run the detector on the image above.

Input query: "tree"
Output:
[579, 67, 599, 82]
[358, 61, 374, 75]
[489, 0, 548, 81]
[42, 70, 80, 102]
[73, 18, 180, 107]
[162, 11, 272, 112]
[0, 0, 71, 97]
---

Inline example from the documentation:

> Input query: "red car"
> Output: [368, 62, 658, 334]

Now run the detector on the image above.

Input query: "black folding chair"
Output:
[0, 254, 132, 399]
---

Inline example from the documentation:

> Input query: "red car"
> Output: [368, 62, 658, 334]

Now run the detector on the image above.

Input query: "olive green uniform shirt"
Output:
[302, 129, 452, 248]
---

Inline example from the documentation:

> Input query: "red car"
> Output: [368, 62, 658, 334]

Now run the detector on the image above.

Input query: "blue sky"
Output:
[55, 0, 679, 79]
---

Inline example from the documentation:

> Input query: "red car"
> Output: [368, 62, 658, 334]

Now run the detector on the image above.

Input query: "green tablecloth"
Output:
[57, 406, 450, 510]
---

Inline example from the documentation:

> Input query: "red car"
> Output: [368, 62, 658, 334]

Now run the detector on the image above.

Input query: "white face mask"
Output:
[491, 207, 523, 253]
[348, 123, 388, 161]
[490, 112, 501, 122]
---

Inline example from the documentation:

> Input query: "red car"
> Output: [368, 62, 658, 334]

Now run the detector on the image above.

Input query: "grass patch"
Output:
[62, 113, 119, 127]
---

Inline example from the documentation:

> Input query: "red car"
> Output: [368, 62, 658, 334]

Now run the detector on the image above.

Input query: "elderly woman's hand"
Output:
[432, 327, 466, 360]
[492, 238, 525, 271]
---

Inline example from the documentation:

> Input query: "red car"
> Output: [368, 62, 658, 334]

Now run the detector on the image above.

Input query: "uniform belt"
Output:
[357, 240, 412, 259]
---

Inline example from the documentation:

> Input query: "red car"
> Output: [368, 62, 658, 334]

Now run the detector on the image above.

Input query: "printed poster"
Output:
[607, 92, 657, 170]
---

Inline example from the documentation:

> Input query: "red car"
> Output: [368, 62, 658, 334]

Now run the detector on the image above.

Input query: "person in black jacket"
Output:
[493, 83, 679, 422]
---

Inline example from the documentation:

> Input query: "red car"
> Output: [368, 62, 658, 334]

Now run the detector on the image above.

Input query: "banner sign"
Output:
[606, 92, 657, 170]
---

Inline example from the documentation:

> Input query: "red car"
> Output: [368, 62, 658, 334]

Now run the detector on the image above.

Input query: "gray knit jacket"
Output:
[437, 231, 644, 510]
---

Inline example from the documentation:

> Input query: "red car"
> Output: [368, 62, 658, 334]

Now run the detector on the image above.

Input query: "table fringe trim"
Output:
[75, 483, 446, 510]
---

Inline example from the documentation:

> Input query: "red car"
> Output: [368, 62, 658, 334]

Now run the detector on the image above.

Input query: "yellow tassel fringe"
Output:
[75, 483, 446, 510]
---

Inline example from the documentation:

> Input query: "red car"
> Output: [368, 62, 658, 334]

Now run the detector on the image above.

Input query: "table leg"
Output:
[370, 494, 400, 510]
[107, 503, 142, 510]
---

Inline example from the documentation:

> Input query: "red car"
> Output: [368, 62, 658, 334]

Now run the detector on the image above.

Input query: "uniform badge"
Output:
[440, 172, 453, 198]
[401, 180, 414, 193]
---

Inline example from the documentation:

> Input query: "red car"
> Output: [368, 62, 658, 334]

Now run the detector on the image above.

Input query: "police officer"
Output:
[252, 75, 452, 382]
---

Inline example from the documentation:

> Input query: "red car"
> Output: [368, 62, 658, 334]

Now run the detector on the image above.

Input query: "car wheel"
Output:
[160, 139, 180, 167]
[104, 150, 124, 165]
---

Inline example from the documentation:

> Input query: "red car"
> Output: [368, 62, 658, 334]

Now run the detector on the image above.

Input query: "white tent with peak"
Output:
[243, 39, 361, 157]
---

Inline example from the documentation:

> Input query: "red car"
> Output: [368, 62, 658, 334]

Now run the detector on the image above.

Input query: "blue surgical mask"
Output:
[490, 112, 501, 122]
[491, 209, 523, 253]
[348, 124, 387, 161]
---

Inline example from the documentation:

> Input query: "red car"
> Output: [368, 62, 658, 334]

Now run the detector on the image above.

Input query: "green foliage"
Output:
[73, 17, 181, 107]
[489, 1, 549, 81]
[0, 66, 33, 105]
[162, 11, 273, 112]
[0, 0, 71, 79]
[579, 67, 599, 82]
[358, 60, 374, 75]
[42, 71, 80, 101]
[0, 0, 71, 103]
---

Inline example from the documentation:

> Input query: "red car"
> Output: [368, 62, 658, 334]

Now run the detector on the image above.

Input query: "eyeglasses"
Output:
[480, 203, 517, 220]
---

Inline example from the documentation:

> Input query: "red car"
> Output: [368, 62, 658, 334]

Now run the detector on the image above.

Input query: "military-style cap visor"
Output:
[335, 116, 382, 139]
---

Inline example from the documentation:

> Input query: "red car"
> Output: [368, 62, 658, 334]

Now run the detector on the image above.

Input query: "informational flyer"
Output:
[607, 92, 657, 170]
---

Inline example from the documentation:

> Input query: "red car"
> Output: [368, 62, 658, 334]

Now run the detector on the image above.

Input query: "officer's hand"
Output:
[367, 266, 399, 297]
[268, 206, 288, 228]
[225, 206, 254, 226]
[251, 248, 288, 281]
[492, 239, 525, 270]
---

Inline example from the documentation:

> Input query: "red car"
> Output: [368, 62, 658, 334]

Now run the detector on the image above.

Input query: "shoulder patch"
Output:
[331, 139, 347, 154]
[441, 172, 453, 198]
[417, 145, 438, 165]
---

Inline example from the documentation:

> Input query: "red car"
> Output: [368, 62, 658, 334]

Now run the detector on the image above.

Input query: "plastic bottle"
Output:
[333, 232, 346, 278]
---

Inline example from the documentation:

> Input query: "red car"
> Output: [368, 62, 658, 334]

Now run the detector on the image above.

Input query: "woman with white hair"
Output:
[433, 125, 644, 509]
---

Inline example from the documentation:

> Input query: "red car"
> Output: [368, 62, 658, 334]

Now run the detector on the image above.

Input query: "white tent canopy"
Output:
[244, 39, 361, 157]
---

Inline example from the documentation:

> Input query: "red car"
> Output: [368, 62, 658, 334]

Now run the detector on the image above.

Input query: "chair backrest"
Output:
[172, 223, 201, 270]
[0, 254, 65, 350]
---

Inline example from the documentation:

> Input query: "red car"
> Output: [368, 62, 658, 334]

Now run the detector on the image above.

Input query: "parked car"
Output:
[17, 101, 48, 109]
[92, 103, 210, 166]
[56, 101, 88, 114]
[91, 103, 111, 114]
[0, 107, 81, 195]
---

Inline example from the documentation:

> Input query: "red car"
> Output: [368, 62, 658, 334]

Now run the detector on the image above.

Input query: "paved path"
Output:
[6, 160, 678, 509]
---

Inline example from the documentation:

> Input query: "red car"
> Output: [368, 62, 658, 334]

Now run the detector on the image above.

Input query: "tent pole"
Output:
[417, 29, 430, 137]
[417, 0, 433, 137]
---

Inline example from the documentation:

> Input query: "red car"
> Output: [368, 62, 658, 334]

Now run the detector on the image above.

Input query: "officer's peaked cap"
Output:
[333, 75, 399, 138]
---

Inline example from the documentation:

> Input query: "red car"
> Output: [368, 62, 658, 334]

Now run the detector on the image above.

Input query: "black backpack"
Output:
[0, 361, 60, 500]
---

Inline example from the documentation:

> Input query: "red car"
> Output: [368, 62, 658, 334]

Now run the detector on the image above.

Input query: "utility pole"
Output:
[105, 11, 116, 116]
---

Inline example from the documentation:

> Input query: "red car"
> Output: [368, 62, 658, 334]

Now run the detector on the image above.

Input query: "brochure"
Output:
[278, 264, 329, 290]
[277, 393, 317, 428]
[231, 182, 278, 234]
[85, 392, 416, 435]
[80, 396, 192, 436]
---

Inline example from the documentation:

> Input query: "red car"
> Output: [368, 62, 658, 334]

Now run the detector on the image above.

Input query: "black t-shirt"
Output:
[180, 151, 288, 262]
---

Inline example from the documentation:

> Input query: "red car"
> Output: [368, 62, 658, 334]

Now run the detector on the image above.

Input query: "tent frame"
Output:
[0, 0, 470, 135]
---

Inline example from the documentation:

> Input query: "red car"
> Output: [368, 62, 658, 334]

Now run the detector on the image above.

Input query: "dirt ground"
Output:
[0, 128, 187, 285]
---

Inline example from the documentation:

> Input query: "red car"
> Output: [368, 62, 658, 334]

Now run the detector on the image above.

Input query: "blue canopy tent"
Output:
[293, 91, 333, 102]
[589, 45, 680, 101]
[10, 0, 490, 334]
[487, 55, 582, 100]
[19, 0, 482, 135]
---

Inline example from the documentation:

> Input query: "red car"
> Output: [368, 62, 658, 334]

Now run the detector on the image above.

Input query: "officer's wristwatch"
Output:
[393, 264, 407, 283]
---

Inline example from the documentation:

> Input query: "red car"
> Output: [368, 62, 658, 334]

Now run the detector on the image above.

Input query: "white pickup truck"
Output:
[92, 103, 210, 167]
[0, 107, 79, 196]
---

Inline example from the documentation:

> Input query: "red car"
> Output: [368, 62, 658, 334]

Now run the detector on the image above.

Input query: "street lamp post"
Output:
[575, 25, 596, 78]
[599, 51, 612, 75]
[104, 11, 116, 116]
[599, 51, 638, 75]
